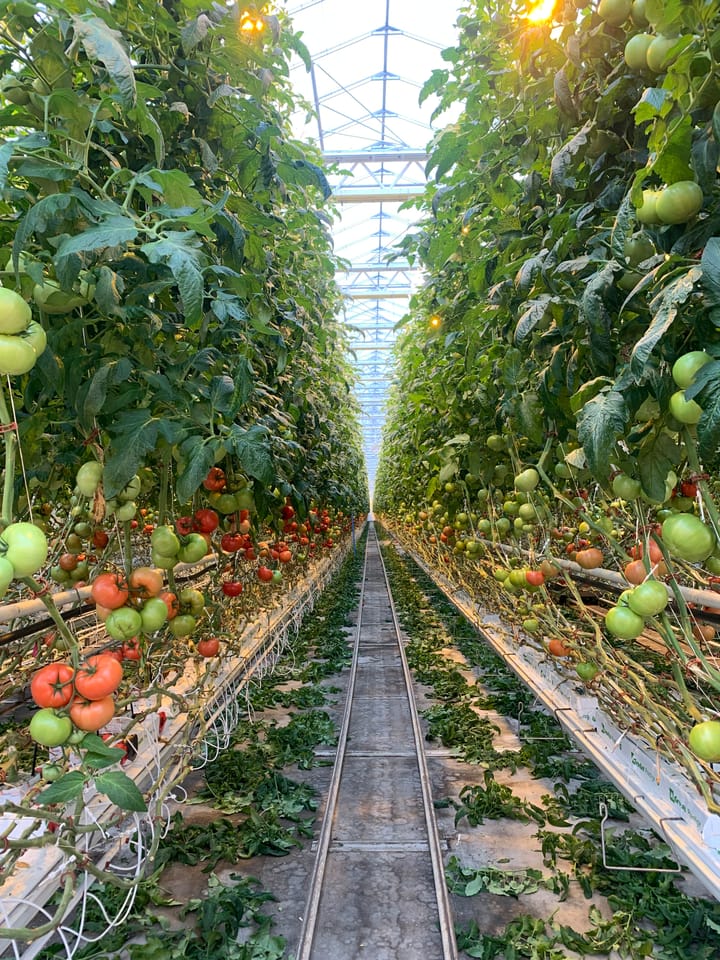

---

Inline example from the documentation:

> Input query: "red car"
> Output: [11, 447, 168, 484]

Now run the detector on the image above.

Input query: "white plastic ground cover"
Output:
[0, 536, 358, 959]
[404, 546, 720, 901]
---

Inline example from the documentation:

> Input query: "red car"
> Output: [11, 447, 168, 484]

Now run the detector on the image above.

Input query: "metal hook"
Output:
[598, 801, 682, 874]
[516, 700, 569, 741]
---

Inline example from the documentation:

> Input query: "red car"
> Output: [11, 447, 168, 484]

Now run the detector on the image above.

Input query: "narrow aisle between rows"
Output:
[296, 525, 456, 960]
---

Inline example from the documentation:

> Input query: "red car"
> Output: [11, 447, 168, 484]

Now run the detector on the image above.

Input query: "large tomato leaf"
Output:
[94, 771, 146, 812]
[71, 15, 137, 108]
[35, 771, 85, 807]
[576, 390, 628, 485]
[638, 430, 681, 503]
[141, 233, 204, 326]
[630, 268, 701, 377]
[104, 411, 186, 498]
[227, 424, 274, 486]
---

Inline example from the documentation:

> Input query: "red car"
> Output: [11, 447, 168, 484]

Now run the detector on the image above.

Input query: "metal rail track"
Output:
[295, 524, 457, 960]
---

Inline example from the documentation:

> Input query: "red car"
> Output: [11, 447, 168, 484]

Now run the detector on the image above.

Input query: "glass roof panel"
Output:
[286, 0, 463, 494]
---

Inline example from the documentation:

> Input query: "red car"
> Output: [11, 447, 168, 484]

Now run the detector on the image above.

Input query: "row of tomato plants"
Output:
[0, 0, 369, 935]
[375, 0, 720, 807]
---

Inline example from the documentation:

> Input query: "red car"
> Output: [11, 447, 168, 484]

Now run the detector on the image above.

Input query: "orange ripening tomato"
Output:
[69, 695, 116, 731]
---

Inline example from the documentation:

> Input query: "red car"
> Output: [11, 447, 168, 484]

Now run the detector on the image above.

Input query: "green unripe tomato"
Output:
[576, 662, 599, 682]
[76, 461, 103, 498]
[627, 579, 668, 617]
[624, 33, 653, 70]
[636, 189, 662, 225]
[30, 709, 72, 747]
[669, 390, 702, 424]
[672, 351, 712, 389]
[655, 181, 703, 225]
[514, 468, 540, 492]
[0, 334, 36, 375]
[623, 232, 655, 266]
[605, 604, 644, 639]
[688, 720, 720, 762]
[0, 287, 31, 333]
[646, 34, 679, 73]
[598, 0, 632, 26]
[662, 513, 716, 562]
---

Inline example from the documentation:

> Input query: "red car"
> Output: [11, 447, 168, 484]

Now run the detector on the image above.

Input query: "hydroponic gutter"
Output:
[399, 540, 720, 901]
[0, 534, 361, 958]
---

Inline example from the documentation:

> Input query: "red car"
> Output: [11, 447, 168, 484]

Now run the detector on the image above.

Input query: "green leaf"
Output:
[576, 390, 628, 484]
[610, 194, 635, 261]
[579, 264, 616, 375]
[129, 100, 165, 166]
[176, 436, 216, 503]
[141, 233, 204, 326]
[0, 132, 49, 192]
[701, 239, 720, 307]
[277, 159, 331, 200]
[95, 771, 146, 812]
[81, 732, 126, 758]
[79, 358, 133, 432]
[35, 771, 85, 806]
[72, 15, 136, 107]
[630, 268, 701, 377]
[549, 121, 592, 195]
[633, 87, 671, 127]
[104, 411, 185, 497]
[689, 362, 720, 469]
[227, 424, 274, 485]
[420, 68, 450, 105]
[515, 296, 551, 342]
[55, 216, 138, 265]
[653, 115, 694, 184]
[286, 31, 312, 72]
[181, 13, 212, 51]
[137, 169, 204, 213]
[12, 193, 79, 269]
[638, 430, 680, 502]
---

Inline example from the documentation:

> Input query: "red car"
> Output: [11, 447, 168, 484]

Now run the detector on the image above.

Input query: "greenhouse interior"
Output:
[2, 0, 720, 957]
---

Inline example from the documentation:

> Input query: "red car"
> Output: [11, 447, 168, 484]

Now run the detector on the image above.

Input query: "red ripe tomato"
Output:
[680, 480, 698, 498]
[30, 662, 75, 709]
[175, 516, 194, 537]
[159, 590, 179, 620]
[121, 638, 141, 661]
[58, 552, 78, 572]
[74, 654, 123, 700]
[69, 695, 115, 732]
[244, 547, 257, 561]
[91, 572, 129, 610]
[222, 580, 243, 597]
[203, 467, 226, 491]
[220, 533, 243, 553]
[525, 570, 545, 587]
[238, 510, 250, 522]
[193, 508, 219, 533]
[280, 503, 295, 520]
[257, 566, 274, 583]
[129, 565, 164, 598]
[92, 529, 109, 549]
[197, 637, 220, 657]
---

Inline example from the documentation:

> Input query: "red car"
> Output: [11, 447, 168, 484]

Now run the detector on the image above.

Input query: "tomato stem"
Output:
[0, 380, 17, 527]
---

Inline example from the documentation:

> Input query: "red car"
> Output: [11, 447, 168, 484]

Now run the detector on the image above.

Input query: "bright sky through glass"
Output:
[286, 1, 464, 493]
